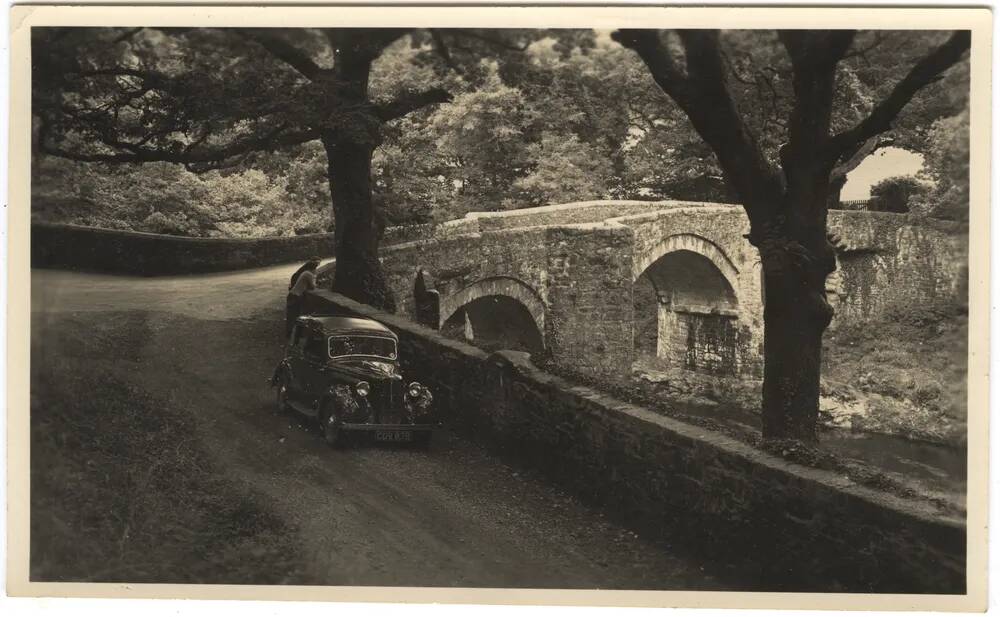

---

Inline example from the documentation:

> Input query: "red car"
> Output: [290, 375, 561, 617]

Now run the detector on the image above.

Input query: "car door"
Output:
[298, 327, 328, 413]
[285, 324, 309, 401]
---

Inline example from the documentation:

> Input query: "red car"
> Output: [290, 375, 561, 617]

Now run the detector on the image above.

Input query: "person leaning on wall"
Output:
[286, 257, 321, 337]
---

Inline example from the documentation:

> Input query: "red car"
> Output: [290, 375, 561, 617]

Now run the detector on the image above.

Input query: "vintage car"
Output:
[272, 314, 436, 447]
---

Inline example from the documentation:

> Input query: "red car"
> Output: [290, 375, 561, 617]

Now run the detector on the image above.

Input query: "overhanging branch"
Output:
[832, 134, 895, 180]
[376, 88, 452, 121]
[39, 118, 321, 171]
[613, 28, 783, 215]
[829, 30, 970, 157]
[235, 29, 321, 79]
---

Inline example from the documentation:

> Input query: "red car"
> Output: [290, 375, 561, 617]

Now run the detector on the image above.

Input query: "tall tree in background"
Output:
[612, 29, 970, 440]
[912, 106, 970, 221]
[33, 27, 453, 309]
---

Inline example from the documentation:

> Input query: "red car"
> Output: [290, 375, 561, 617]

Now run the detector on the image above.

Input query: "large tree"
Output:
[611, 29, 970, 440]
[33, 27, 456, 308]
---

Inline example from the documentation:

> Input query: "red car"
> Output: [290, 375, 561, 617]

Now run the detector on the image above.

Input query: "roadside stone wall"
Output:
[31, 222, 334, 275]
[303, 290, 966, 593]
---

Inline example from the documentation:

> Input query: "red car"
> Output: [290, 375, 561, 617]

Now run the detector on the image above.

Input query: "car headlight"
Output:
[355, 381, 370, 397]
[407, 381, 423, 399]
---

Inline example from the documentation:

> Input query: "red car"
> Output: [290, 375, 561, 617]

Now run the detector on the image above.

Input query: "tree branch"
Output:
[449, 30, 531, 52]
[326, 28, 411, 63]
[778, 31, 856, 174]
[235, 29, 321, 79]
[610, 29, 691, 100]
[110, 28, 144, 45]
[831, 134, 894, 180]
[830, 30, 970, 157]
[376, 88, 452, 121]
[429, 29, 463, 74]
[38, 116, 320, 171]
[613, 29, 783, 216]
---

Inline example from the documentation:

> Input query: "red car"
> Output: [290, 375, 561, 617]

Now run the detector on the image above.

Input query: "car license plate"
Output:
[375, 430, 412, 442]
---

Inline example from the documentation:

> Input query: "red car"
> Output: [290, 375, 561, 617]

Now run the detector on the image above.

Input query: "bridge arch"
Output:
[633, 233, 740, 293]
[439, 277, 546, 355]
[633, 234, 743, 376]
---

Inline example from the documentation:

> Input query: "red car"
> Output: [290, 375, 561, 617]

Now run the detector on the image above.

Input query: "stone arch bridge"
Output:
[373, 201, 966, 378]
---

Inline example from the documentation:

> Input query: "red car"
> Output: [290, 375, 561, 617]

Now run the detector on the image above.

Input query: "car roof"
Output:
[297, 315, 397, 338]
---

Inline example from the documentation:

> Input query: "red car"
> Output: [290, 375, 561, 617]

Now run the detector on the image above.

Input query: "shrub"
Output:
[869, 175, 929, 213]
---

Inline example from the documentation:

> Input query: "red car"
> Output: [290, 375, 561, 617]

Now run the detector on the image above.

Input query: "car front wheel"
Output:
[275, 373, 291, 415]
[319, 402, 346, 448]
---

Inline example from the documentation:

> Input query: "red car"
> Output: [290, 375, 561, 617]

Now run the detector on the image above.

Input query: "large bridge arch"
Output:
[439, 277, 547, 355]
[634, 233, 740, 294]
[633, 234, 747, 376]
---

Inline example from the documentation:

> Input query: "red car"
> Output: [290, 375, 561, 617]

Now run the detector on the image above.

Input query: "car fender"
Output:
[271, 359, 293, 387]
[318, 384, 358, 420]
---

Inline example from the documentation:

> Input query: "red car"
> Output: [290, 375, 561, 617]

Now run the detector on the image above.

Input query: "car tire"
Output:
[319, 402, 346, 448]
[275, 373, 291, 415]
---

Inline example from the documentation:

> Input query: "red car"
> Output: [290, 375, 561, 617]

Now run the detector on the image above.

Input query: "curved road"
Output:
[31, 266, 723, 589]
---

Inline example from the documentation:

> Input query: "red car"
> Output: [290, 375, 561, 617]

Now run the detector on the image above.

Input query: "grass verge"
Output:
[30, 312, 309, 584]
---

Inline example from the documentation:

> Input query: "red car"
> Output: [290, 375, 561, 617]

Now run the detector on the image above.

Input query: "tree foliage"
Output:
[868, 175, 928, 213]
[911, 106, 970, 221]
[35, 28, 969, 237]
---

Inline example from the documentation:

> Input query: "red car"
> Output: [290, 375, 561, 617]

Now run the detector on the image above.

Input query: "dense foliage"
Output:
[34, 29, 969, 238]
[32, 144, 331, 237]
[911, 106, 970, 221]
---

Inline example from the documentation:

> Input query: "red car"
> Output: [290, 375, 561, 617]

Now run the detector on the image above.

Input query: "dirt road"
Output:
[31, 267, 724, 589]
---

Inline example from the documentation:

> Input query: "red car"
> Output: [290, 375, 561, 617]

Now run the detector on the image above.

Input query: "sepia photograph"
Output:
[5, 3, 990, 611]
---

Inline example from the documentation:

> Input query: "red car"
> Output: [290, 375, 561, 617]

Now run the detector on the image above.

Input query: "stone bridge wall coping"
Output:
[303, 288, 966, 593]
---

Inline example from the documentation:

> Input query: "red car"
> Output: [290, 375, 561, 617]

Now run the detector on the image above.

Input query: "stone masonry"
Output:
[375, 200, 968, 379]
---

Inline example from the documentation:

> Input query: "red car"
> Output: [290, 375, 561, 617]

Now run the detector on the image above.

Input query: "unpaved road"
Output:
[31, 267, 725, 589]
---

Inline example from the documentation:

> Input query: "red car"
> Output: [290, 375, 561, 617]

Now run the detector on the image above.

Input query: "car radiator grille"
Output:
[368, 379, 406, 423]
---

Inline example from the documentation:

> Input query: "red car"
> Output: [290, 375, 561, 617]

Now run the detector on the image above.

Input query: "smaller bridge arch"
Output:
[439, 277, 547, 355]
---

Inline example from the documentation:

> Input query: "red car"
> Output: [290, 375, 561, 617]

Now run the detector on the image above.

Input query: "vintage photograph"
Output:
[8, 4, 988, 609]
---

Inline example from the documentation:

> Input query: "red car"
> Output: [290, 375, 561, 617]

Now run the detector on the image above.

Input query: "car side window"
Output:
[303, 331, 326, 361]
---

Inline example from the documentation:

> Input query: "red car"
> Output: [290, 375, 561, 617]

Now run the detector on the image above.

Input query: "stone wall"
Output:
[302, 290, 966, 593]
[31, 222, 335, 275]
[827, 212, 968, 322]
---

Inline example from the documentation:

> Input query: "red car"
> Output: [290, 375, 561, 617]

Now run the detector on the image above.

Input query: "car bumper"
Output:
[339, 422, 438, 432]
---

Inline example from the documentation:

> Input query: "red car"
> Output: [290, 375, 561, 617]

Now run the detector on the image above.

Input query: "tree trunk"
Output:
[323, 136, 397, 311]
[826, 174, 846, 209]
[757, 212, 836, 442]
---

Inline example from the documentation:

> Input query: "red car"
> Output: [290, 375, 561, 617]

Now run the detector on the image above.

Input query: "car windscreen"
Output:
[328, 335, 397, 360]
